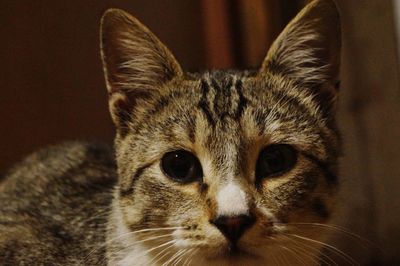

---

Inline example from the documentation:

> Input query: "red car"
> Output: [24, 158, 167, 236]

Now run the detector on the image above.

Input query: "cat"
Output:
[0, 0, 341, 265]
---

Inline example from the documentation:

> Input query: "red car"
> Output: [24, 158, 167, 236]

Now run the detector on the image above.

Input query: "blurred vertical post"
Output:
[394, 0, 400, 60]
[335, 0, 400, 264]
[200, 0, 304, 69]
[235, 0, 274, 67]
[201, 0, 235, 68]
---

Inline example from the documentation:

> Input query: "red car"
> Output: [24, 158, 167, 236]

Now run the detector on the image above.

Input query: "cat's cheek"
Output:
[169, 223, 228, 258]
[284, 193, 334, 224]
[120, 199, 144, 226]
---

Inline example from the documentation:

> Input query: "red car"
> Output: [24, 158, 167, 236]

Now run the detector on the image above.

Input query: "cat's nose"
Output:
[211, 214, 256, 244]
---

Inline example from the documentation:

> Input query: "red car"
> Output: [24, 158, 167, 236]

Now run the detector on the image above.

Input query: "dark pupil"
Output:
[257, 144, 297, 179]
[161, 150, 202, 183]
[263, 149, 285, 172]
[169, 153, 192, 178]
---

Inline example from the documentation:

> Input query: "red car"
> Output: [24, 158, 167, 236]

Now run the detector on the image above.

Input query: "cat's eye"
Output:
[161, 150, 203, 183]
[256, 144, 297, 179]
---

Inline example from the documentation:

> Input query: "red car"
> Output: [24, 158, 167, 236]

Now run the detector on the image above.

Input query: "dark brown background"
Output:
[0, 1, 205, 170]
[1, 0, 399, 264]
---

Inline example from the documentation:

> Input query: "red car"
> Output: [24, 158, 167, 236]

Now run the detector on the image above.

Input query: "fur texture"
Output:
[0, 142, 116, 265]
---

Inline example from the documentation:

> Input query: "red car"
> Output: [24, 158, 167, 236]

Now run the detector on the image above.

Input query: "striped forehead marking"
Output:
[198, 75, 248, 126]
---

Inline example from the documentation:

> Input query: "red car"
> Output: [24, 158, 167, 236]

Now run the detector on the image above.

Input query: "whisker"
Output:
[282, 234, 338, 266]
[187, 255, 195, 266]
[83, 226, 181, 264]
[127, 232, 176, 245]
[129, 226, 184, 234]
[269, 252, 281, 266]
[283, 222, 375, 249]
[264, 237, 283, 266]
[280, 234, 328, 266]
[83, 233, 135, 264]
[290, 245, 319, 265]
[286, 233, 359, 266]
[173, 248, 192, 266]
[275, 245, 290, 266]
[162, 249, 186, 266]
[105, 238, 178, 265]
[137, 239, 177, 260]
[278, 244, 308, 265]
[171, 249, 190, 266]
[182, 248, 197, 266]
[150, 242, 177, 265]
[82, 212, 112, 225]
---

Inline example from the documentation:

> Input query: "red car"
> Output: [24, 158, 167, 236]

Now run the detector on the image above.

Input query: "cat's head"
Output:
[100, 0, 341, 264]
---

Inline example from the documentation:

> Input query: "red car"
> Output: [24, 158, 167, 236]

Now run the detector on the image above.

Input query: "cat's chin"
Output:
[196, 248, 262, 266]
[201, 244, 261, 262]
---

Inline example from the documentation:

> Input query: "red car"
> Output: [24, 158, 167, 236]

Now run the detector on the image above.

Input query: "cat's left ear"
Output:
[260, 0, 341, 111]
[100, 9, 183, 131]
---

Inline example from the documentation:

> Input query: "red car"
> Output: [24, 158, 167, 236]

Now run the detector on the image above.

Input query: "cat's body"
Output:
[0, 0, 343, 265]
[0, 142, 116, 265]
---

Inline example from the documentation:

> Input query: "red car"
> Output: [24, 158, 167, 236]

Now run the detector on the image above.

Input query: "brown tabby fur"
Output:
[0, 0, 341, 265]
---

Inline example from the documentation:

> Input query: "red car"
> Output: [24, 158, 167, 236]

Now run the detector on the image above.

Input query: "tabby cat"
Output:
[0, 0, 342, 265]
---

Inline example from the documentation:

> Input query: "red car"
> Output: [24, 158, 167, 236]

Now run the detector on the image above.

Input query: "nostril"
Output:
[211, 214, 256, 244]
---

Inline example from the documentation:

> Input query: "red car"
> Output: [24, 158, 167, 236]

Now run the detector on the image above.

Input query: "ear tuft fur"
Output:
[260, 0, 341, 91]
[100, 9, 182, 130]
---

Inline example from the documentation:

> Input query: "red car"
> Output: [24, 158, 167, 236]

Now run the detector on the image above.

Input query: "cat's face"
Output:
[101, 0, 341, 264]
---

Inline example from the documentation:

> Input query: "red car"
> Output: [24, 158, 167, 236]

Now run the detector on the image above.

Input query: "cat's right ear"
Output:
[259, 0, 341, 114]
[100, 9, 183, 132]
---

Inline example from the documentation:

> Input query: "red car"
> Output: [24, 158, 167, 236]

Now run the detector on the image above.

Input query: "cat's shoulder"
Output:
[1, 141, 116, 187]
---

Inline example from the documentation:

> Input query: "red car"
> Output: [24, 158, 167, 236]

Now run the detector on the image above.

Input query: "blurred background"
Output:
[1, 0, 399, 264]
